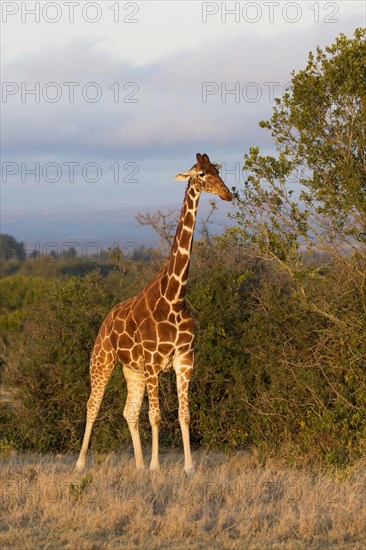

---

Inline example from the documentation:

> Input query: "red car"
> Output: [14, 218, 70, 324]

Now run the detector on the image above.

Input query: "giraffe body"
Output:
[76, 153, 232, 474]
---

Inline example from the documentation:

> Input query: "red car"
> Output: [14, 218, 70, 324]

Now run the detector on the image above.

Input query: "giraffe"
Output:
[76, 153, 232, 475]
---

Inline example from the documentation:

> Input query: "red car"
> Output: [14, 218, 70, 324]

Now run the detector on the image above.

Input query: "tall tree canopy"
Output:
[231, 28, 366, 267]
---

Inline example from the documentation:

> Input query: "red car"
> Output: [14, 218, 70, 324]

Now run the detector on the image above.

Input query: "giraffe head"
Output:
[175, 153, 233, 201]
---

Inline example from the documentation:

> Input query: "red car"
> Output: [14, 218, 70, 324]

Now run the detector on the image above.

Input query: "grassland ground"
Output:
[0, 451, 365, 549]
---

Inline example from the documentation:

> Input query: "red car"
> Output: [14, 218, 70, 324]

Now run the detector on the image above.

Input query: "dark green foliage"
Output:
[1, 248, 365, 465]
[188, 264, 251, 449]
[1, 272, 134, 452]
[224, 28, 366, 466]
[0, 234, 26, 263]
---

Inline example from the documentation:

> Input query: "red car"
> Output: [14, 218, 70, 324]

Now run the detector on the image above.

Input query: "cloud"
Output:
[1, 16, 363, 242]
[5, 23, 359, 159]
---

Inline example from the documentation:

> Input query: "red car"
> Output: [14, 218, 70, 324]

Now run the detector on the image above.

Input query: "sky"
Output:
[1, 0, 365, 251]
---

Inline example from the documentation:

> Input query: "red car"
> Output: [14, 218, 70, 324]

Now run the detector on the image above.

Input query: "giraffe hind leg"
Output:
[76, 342, 116, 471]
[122, 366, 146, 469]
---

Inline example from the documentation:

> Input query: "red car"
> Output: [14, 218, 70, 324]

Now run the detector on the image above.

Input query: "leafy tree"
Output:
[224, 28, 366, 465]
[231, 28, 365, 270]
[0, 234, 25, 263]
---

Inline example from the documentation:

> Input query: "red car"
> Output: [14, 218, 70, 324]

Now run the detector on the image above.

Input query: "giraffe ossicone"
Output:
[76, 153, 232, 474]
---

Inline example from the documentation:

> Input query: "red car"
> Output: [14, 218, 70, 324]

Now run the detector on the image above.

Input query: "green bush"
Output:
[1, 246, 365, 467]
[2, 272, 132, 452]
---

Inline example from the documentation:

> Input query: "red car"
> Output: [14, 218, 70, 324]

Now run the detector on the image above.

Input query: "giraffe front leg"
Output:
[122, 366, 145, 470]
[145, 366, 160, 471]
[174, 353, 195, 476]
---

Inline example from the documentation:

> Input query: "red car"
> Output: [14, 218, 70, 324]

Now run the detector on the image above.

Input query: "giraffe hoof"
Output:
[75, 461, 85, 471]
[185, 467, 195, 478]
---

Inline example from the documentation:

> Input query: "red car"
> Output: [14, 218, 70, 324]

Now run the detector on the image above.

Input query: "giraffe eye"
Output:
[199, 172, 205, 177]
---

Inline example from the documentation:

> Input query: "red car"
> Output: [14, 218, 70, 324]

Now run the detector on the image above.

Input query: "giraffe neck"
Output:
[165, 180, 200, 304]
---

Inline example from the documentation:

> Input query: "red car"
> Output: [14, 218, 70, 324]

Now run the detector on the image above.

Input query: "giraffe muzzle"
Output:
[220, 189, 233, 201]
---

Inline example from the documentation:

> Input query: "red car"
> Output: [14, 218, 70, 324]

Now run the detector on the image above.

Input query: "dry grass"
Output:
[0, 450, 365, 549]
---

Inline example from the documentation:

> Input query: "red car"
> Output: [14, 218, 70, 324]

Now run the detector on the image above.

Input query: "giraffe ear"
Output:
[196, 153, 203, 167]
[175, 171, 192, 181]
[214, 163, 222, 170]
